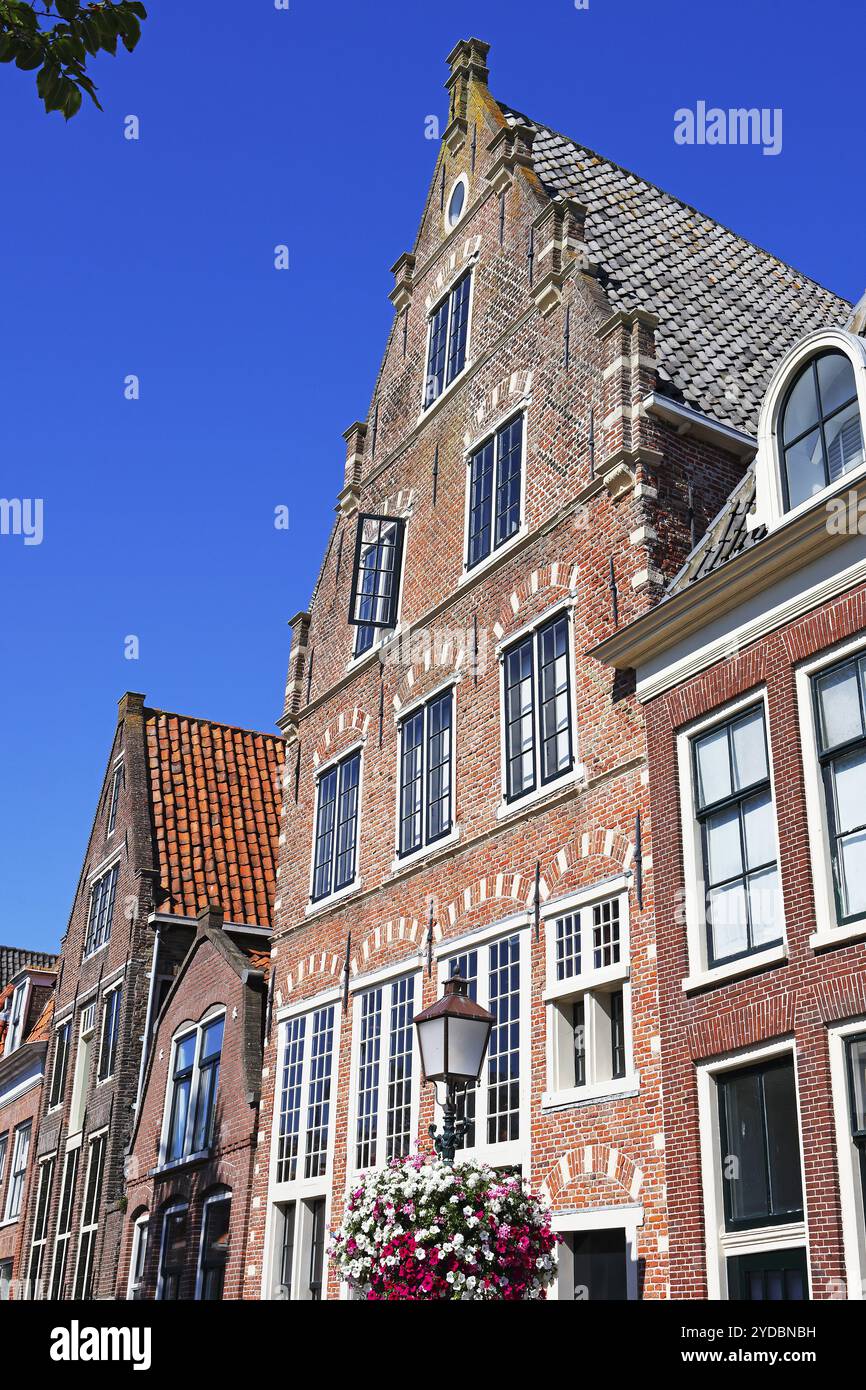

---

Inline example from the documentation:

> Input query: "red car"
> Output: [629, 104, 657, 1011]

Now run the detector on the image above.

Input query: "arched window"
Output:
[780, 350, 863, 509]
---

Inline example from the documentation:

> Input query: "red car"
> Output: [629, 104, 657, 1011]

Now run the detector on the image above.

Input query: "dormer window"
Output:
[3, 979, 28, 1056]
[781, 350, 864, 510]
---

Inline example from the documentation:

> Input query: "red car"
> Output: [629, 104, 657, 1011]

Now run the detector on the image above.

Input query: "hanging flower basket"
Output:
[330, 1153, 558, 1300]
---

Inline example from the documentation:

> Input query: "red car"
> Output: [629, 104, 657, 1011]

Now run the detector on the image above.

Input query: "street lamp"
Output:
[414, 973, 494, 1163]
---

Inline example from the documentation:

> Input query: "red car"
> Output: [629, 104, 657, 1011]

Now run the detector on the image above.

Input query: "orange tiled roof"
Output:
[245, 948, 272, 979]
[145, 710, 284, 928]
[25, 996, 55, 1044]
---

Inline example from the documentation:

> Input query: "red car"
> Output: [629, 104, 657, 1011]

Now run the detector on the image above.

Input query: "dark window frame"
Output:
[49, 1020, 71, 1110]
[397, 688, 454, 858]
[502, 610, 574, 804]
[348, 513, 406, 633]
[692, 704, 781, 968]
[97, 985, 122, 1082]
[717, 1056, 804, 1233]
[779, 350, 862, 512]
[157, 1204, 188, 1301]
[423, 271, 472, 408]
[198, 1192, 231, 1301]
[466, 413, 524, 571]
[107, 763, 123, 836]
[811, 651, 866, 926]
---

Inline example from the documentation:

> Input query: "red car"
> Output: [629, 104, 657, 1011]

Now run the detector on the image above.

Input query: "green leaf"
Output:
[61, 81, 81, 119]
[55, 0, 79, 17]
[15, 44, 43, 70]
[117, 11, 139, 51]
[0, 34, 17, 61]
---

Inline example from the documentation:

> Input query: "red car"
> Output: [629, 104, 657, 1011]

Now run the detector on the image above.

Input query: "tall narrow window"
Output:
[423, 271, 471, 406]
[467, 414, 523, 569]
[49, 1146, 80, 1300]
[306, 1198, 326, 1301]
[781, 350, 863, 510]
[165, 1014, 224, 1162]
[127, 1214, 149, 1300]
[503, 611, 573, 802]
[97, 985, 122, 1081]
[693, 704, 781, 966]
[353, 975, 417, 1170]
[546, 892, 631, 1099]
[83, 862, 119, 957]
[398, 689, 453, 857]
[49, 1020, 71, 1109]
[813, 651, 866, 923]
[27, 1155, 55, 1297]
[718, 1057, 804, 1231]
[4, 979, 28, 1055]
[4, 1120, 31, 1220]
[445, 934, 523, 1153]
[846, 1034, 866, 1212]
[0, 1133, 7, 1189]
[311, 751, 361, 902]
[348, 513, 405, 658]
[275, 1004, 336, 1184]
[198, 1194, 231, 1301]
[73, 1130, 106, 1299]
[107, 764, 123, 835]
[157, 1205, 188, 1300]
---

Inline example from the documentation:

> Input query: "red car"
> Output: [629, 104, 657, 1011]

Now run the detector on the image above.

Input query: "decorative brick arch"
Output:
[282, 949, 344, 997]
[539, 1144, 644, 1206]
[311, 706, 371, 768]
[283, 917, 426, 998]
[539, 827, 635, 896]
[392, 645, 467, 713]
[463, 369, 535, 453]
[423, 236, 482, 313]
[435, 875, 536, 938]
[491, 561, 576, 643]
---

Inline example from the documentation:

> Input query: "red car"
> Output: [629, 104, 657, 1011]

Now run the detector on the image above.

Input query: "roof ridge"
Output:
[499, 102, 851, 305]
[144, 707, 284, 742]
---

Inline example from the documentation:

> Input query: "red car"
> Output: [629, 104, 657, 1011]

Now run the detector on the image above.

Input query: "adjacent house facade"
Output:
[240, 39, 853, 1302]
[596, 306, 866, 1299]
[0, 952, 57, 1296]
[23, 692, 282, 1300]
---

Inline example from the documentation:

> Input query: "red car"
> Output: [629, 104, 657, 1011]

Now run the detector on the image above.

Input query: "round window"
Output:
[447, 180, 466, 228]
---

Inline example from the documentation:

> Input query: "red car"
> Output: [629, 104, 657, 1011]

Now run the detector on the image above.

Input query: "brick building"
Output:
[0, 952, 57, 1296]
[596, 305, 866, 1298]
[241, 38, 851, 1301]
[24, 693, 282, 1300]
[122, 903, 271, 1301]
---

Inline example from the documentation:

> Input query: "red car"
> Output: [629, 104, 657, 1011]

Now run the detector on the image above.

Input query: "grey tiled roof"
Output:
[501, 105, 852, 432]
[0, 945, 58, 989]
[667, 468, 765, 594]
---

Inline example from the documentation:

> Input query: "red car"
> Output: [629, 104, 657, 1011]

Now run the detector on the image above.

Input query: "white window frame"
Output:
[496, 600, 581, 818]
[4, 979, 29, 1056]
[829, 1018, 866, 1299]
[392, 680, 459, 870]
[346, 964, 422, 1177]
[0, 1132, 7, 1191]
[82, 857, 120, 959]
[421, 267, 475, 413]
[677, 688, 788, 992]
[697, 1038, 810, 1301]
[48, 1140, 81, 1300]
[195, 1187, 232, 1301]
[71, 1127, 107, 1299]
[541, 878, 636, 1108]
[126, 1211, 150, 1300]
[435, 921, 531, 1169]
[107, 761, 123, 837]
[550, 1204, 644, 1301]
[262, 990, 342, 1301]
[306, 742, 365, 915]
[97, 981, 122, 1083]
[67, 1000, 97, 1138]
[26, 1151, 56, 1297]
[158, 1008, 225, 1167]
[796, 632, 866, 949]
[461, 408, 529, 581]
[48, 1016, 72, 1112]
[156, 1200, 188, 1301]
[3, 1119, 31, 1221]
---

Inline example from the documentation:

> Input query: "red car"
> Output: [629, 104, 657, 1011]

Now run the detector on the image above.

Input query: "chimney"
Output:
[117, 691, 146, 723]
[444, 38, 490, 154]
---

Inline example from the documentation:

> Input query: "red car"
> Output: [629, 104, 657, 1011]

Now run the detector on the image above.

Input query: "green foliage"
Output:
[0, 1, 147, 119]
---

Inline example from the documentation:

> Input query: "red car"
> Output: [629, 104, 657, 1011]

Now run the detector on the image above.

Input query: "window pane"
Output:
[817, 661, 864, 750]
[705, 805, 743, 886]
[762, 1063, 804, 1218]
[201, 1017, 224, 1063]
[505, 638, 535, 797]
[399, 711, 423, 856]
[467, 440, 494, 568]
[356, 988, 382, 1168]
[572, 998, 586, 1087]
[494, 416, 522, 547]
[168, 1078, 191, 1160]
[742, 790, 775, 870]
[748, 867, 781, 946]
[200, 1198, 230, 1301]
[334, 754, 360, 889]
[817, 350, 858, 417]
[487, 935, 520, 1144]
[833, 748, 866, 833]
[425, 299, 448, 405]
[785, 428, 824, 508]
[592, 898, 621, 969]
[555, 913, 580, 981]
[449, 952, 478, 1147]
[446, 275, 470, 385]
[426, 693, 452, 843]
[695, 725, 732, 808]
[731, 708, 768, 791]
[538, 616, 571, 783]
[277, 1016, 305, 1183]
[839, 830, 866, 918]
[825, 400, 864, 484]
[708, 881, 749, 962]
[720, 1069, 769, 1225]
[312, 768, 337, 900]
[385, 977, 415, 1161]
[304, 1007, 335, 1179]
[782, 361, 819, 444]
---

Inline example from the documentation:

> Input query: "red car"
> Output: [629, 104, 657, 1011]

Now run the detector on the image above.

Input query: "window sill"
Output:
[681, 942, 788, 994]
[541, 1074, 640, 1112]
[82, 941, 111, 964]
[416, 361, 474, 427]
[305, 879, 362, 919]
[545, 960, 629, 1003]
[389, 826, 461, 876]
[809, 918, 866, 952]
[149, 1149, 212, 1179]
[496, 766, 586, 824]
[0, 1216, 19, 1230]
[458, 524, 529, 589]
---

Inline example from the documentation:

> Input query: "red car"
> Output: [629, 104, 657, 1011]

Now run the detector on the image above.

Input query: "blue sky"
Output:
[1, 0, 863, 954]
